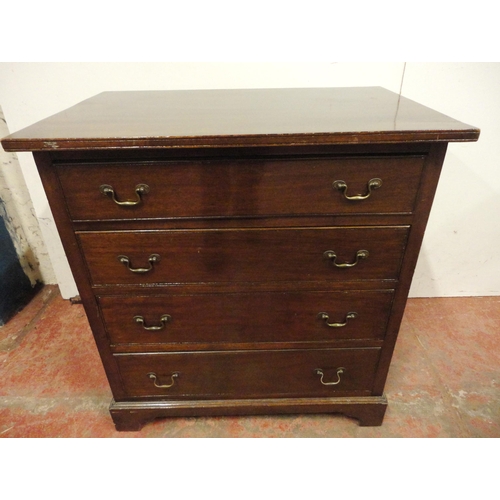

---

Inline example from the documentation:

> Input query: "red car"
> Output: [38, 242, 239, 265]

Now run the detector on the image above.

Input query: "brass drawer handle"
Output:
[118, 254, 160, 273]
[134, 314, 171, 331]
[317, 311, 357, 328]
[315, 368, 344, 386]
[324, 249, 369, 268]
[147, 372, 179, 389]
[333, 178, 382, 200]
[100, 183, 149, 206]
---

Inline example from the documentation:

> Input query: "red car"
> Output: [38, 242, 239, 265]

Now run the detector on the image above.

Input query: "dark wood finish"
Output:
[1, 88, 479, 151]
[114, 348, 380, 399]
[110, 395, 389, 430]
[98, 289, 395, 346]
[77, 226, 409, 285]
[57, 155, 424, 221]
[0, 88, 479, 431]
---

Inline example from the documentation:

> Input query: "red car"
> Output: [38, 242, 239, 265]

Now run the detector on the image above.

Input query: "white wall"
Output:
[402, 64, 500, 297]
[0, 62, 498, 298]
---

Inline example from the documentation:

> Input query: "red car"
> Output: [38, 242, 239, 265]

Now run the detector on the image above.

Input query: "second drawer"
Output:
[79, 226, 409, 285]
[99, 289, 395, 345]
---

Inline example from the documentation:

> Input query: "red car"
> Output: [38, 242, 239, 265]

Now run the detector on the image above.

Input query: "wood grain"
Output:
[114, 348, 381, 398]
[57, 155, 424, 220]
[1, 88, 479, 151]
[77, 226, 409, 285]
[98, 289, 395, 345]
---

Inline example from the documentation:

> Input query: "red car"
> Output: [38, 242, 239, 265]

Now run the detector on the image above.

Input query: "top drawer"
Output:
[56, 156, 424, 221]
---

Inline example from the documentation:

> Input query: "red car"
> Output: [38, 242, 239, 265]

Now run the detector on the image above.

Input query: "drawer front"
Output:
[58, 156, 424, 220]
[115, 348, 381, 398]
[99, 290, 395, 345]
[78, 226, 409, 285]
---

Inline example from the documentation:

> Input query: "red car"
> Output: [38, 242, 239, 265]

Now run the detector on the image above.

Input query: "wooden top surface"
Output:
[1, 87, 480, 151]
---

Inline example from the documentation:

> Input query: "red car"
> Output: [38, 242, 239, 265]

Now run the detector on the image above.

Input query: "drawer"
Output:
[99, 290, 395, 345]
[115, 348, 381, 398]
[78, 226, 409, 285]
[57, 156, 424, 220]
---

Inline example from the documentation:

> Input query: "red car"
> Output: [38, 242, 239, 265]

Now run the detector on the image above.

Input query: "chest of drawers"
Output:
[1, 88, 479, 430]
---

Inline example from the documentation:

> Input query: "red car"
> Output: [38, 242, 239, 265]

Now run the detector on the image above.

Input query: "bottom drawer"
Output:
[115, 348, 381, 399]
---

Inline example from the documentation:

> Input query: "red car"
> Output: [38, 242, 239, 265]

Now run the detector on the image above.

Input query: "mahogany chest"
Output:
[1, 87, 479, 430]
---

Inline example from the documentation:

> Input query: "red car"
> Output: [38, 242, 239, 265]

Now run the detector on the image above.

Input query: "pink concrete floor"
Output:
[1, 285, 499, 438]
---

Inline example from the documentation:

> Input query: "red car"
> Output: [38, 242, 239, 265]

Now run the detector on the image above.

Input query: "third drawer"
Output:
[99, 289, 395, 345]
